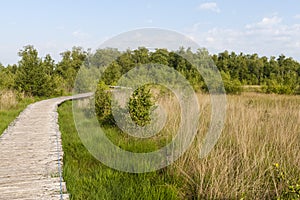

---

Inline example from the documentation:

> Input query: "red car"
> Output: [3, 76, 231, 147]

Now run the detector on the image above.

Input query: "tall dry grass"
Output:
[61, 90, 299, 199]
[0, 90, 18, 110]
[160, 93, 300, 199]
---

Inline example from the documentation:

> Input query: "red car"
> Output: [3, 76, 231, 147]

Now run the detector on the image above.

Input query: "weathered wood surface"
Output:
[0, 93, 92, 200]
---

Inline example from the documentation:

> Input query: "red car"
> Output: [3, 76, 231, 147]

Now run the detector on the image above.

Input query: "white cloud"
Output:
[246, 16, 282, 29]
[198, 2, 220, 13]
[185, 16, 300, 61]
[258, 16, 282, 26]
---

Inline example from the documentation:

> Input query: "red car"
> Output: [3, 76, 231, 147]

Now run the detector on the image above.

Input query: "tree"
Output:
[89, 48, 120, 68]
[102, 62, 122, 85]
[0, 65, 15, 90]
[15, 45, 55, 96]
[150, 48, 169, 65]
[56, 47, 87, 92]
[132, 47, 150, 64]
[116, 49, 135, 74]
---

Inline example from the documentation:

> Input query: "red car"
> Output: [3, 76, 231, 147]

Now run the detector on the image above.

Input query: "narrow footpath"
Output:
[0, 93, 92, 200]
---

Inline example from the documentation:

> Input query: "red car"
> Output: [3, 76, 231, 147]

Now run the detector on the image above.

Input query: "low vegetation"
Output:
[59, 101, 181, 199]
[0, 90, 35, 135]
[59, 93, 300, 199]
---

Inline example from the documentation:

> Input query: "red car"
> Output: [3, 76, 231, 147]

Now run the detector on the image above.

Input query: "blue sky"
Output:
[1, 0, 300, 65]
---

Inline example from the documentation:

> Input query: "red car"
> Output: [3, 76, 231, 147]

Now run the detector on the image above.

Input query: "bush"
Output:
[128, 86, 154, 127]
[262, 80, 295, 95]
[94, 82, 114, 125]
[94, 82, 154, 127]
[221, 71, 243, 94]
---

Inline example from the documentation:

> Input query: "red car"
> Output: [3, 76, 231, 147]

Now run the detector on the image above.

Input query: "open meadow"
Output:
[58, 92, 300, 199]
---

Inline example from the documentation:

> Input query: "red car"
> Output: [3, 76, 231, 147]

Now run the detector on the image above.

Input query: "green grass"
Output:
[59, 94, 300, 199]
[0, 98, 35, 135]
[58, 101, 182, 200]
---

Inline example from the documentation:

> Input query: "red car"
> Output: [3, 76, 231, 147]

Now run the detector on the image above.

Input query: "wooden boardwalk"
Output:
[0, 94, 92, 200]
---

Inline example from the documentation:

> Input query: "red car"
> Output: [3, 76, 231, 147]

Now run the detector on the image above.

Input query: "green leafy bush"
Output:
[221, 71, 243, 94]
[262, 79, 295, 95]
[128, 86, 154, 127]
[94, 81, 114, 125]
[95, 82, 154, 127]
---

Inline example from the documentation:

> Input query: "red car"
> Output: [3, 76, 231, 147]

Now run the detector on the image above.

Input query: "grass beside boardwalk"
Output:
[58, 101, 181, 200]
[59, 94, 300, 199]
[0, 91, 35, 135]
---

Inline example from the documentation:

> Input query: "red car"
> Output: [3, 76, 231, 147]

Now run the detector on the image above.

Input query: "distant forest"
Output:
[0, 45, 299, 96]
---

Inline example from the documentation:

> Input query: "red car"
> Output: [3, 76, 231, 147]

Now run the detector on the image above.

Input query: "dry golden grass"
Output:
[0, 90, 34, 136]
[61, 90, 299, 199]
[0, 90, 18, 110]
[160, 93, 300, 199]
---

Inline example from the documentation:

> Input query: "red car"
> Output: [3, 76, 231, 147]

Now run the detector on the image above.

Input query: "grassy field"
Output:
[58, 93, 300, 199]
[0, 90, 35, 135]
[59, 101, 182, 200]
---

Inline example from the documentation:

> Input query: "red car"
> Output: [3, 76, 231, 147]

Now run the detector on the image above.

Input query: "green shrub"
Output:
[94, 81, 114, 125]
[95, 80, 154, 127]
[262, 80, 295, 95]
[221, 71, 243, 94]
[128, 86, 154, 127]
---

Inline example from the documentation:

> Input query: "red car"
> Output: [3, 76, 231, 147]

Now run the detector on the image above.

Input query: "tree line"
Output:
[0, 45, 299, 97]
[0, 45, 88, 96]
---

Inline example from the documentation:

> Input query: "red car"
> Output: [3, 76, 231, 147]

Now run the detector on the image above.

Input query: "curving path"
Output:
[0, 93, 92, 200]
